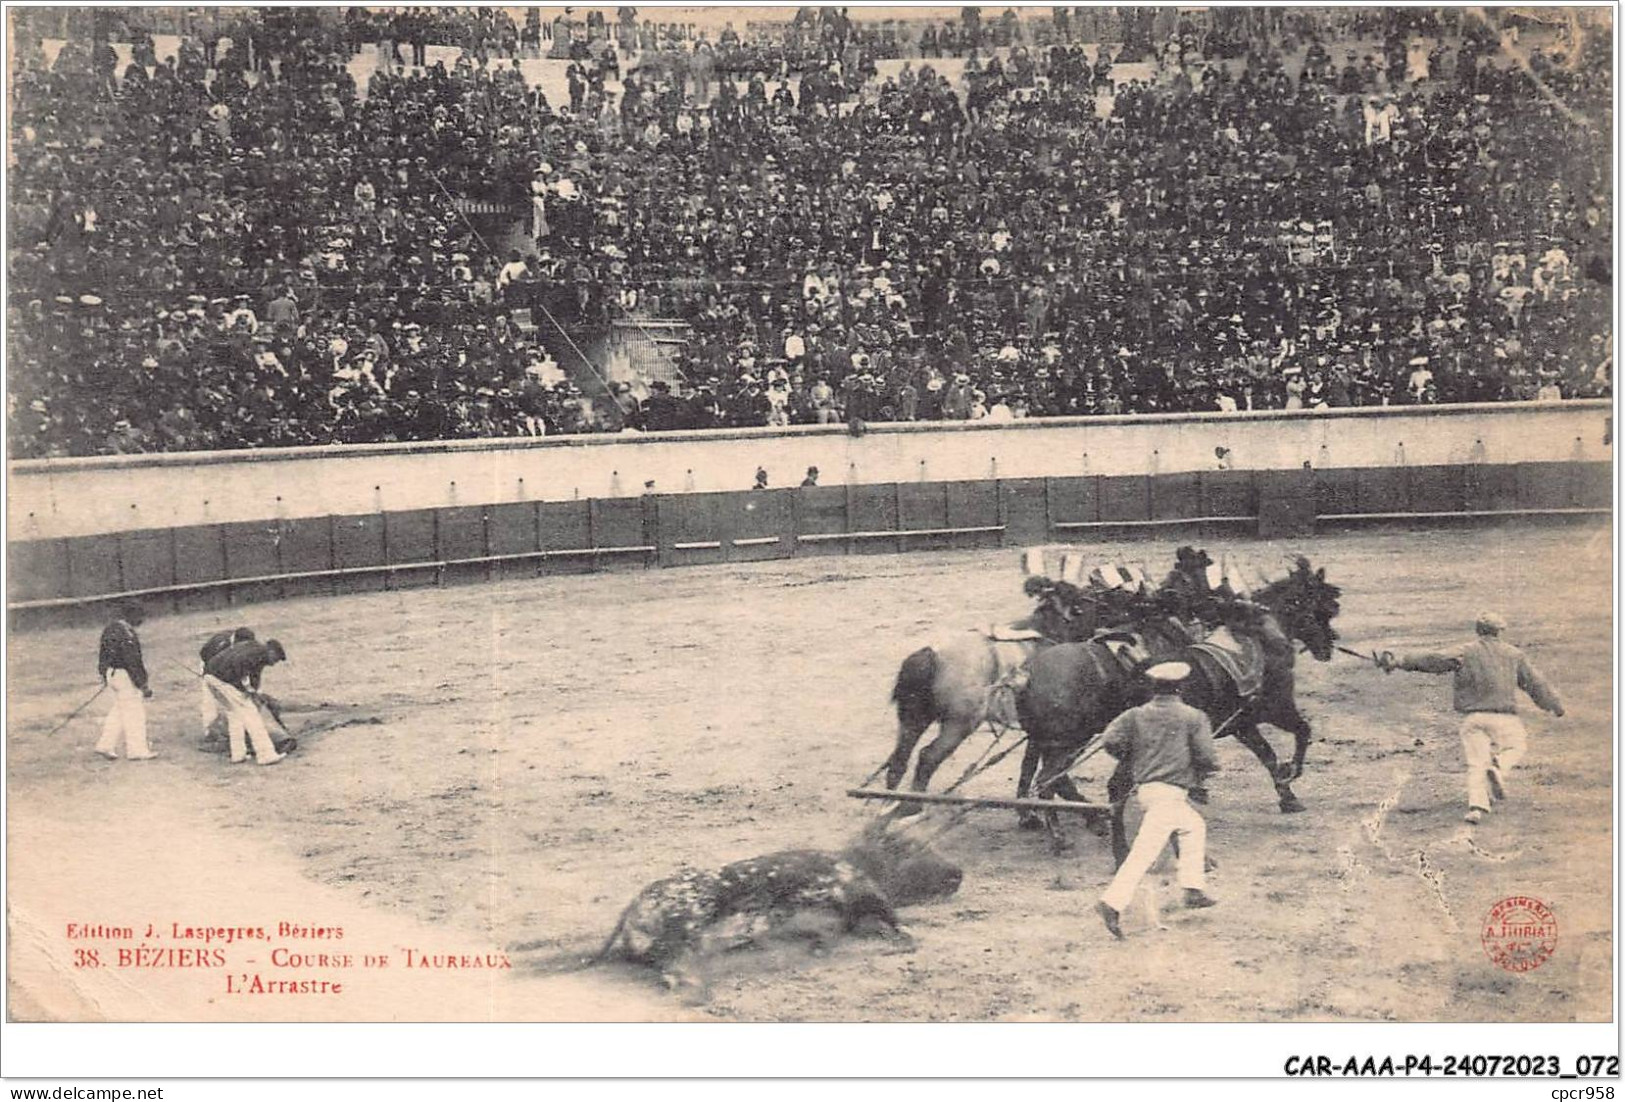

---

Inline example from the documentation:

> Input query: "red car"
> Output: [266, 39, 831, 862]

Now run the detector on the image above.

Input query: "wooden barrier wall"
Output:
[8, 459, 1610, 628]
[9, 400, 1612, 541]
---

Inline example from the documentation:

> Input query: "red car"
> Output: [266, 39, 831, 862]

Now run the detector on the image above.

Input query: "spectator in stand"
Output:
[5, 7, 1612, 460]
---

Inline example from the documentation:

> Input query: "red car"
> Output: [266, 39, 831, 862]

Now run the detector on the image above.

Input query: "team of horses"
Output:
[886, 549, 1344, 860]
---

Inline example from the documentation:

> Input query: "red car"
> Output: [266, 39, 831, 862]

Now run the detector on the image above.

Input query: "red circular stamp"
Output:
[1481, 896, 1558, 973]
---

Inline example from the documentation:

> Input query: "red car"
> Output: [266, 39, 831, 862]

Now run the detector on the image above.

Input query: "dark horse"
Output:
[1014, 557, 1343, 858]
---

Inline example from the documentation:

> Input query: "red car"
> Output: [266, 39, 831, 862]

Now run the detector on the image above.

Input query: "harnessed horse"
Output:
[1014, 558, 1343, 859]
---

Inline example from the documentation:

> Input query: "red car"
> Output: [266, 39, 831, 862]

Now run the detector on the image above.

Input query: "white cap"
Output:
[1144, 661, 1192, 684]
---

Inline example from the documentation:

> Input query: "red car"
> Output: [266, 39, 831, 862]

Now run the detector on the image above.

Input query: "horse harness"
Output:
[1089, 617, 1266, 700]
[977, 623, 1048, 731]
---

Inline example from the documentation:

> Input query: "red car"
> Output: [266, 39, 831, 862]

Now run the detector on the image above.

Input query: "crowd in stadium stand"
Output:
[7, 7, 1613, 456]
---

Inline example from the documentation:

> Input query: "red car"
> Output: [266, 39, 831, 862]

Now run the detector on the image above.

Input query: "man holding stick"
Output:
[203, 637, 289, 766]
[95, 601, 156, 762]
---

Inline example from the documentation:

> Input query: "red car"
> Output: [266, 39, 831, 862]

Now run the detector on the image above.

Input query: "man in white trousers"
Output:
[96, 602, 156, 761]
[198, 626, 256, 741]
[1096, 661, 1220, 939]
[202, 637, 288, 766]
[1379, 613, 1564, 824]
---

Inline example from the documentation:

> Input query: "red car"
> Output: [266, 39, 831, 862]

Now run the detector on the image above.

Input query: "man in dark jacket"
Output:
[200, 626, 255, 666]
[203, 638, 288, 765]
[642, 380, 682, 431]
[199, 627, 256, 741]
[96, 601, 156, 761]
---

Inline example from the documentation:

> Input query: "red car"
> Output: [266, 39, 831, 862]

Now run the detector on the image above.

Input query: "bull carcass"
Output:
[597, 825, 962, 988]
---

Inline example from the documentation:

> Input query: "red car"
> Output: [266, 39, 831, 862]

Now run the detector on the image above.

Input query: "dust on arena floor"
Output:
[6, 522, 1612, 1022]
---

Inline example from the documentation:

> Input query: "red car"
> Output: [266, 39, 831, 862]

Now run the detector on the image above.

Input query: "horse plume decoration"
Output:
[1015, 551, 1344, 857]
[884, 547, 1341, 806]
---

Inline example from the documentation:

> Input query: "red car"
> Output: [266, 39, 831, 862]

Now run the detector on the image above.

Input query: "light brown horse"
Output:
[883, 586, 1103, 792]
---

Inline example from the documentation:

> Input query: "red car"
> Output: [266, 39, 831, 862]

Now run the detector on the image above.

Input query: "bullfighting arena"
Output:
[6, 522, 1613, 1022]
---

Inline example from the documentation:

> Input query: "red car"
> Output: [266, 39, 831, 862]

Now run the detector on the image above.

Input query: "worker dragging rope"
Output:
[202, 636, 292, 766]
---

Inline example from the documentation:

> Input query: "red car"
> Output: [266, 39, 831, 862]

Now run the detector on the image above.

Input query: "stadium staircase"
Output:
[510, 306, 611, 397]
[607, 315, 693, 391]
[510, 305, 692, 400]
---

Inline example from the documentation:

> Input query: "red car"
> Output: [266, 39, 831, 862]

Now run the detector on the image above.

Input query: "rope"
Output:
[868, 631, 1257, 839]
[1028, 698, 1249, 798]
[856, 673, 1023, 794]
[951, 732, 1028, 792]
[913, 799, 985, 845]
[44, 684, 106, 737]
[856, 759, 891, 790]
[168, 656, 206, 679]
[1209, 703, 1248, 740]
[940, 729, 1023, 796]
[1028, 737, 1108, 796]
[891, 768, 1022, 844]
[916, 728, 1092, 846]
[861, 725, 1027, 807]
[867, 727, 1031, 838]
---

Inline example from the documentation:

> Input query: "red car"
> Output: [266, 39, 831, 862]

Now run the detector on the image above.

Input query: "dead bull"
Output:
[597, 827, 962, 984]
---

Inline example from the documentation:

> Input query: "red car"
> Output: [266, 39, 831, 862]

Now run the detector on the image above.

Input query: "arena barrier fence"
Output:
[9, 401, 1610, 538]
[8, 454, 1610, 628]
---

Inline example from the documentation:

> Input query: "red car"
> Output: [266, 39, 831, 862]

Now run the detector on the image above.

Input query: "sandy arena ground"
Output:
[6, 522, 1613, 1022]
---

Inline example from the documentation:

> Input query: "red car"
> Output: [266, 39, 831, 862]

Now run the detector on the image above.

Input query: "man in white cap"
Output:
[1378, 613, 1564, 824]
[1096, 661, 1220, 939]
